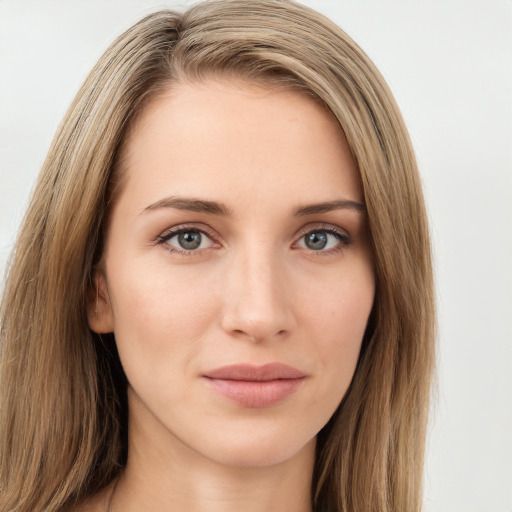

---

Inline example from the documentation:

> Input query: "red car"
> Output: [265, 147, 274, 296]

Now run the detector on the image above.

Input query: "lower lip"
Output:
[204, 377, 305, 408]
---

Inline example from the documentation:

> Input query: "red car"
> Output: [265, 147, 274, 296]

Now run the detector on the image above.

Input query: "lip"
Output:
[202, 363, 306, 408]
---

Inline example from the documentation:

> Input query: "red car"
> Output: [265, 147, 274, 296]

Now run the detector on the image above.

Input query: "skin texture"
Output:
[87, 79, 375, 512]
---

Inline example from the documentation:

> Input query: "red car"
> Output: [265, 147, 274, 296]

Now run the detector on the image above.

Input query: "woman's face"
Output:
[90, 79, 375, 468]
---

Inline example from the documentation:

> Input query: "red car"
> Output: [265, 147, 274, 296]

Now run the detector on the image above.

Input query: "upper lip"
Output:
[203, 363, 306, 382]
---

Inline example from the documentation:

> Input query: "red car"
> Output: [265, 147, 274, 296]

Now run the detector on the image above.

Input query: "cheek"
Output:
[304, 262, 374, 334]
[106, 261, 219, 369]
[303, 266, 374, 389]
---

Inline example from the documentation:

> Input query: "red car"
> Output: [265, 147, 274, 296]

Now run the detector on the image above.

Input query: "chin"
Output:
[195, 426, 317, 469]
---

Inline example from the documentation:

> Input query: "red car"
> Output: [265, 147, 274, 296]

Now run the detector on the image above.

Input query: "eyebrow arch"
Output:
[293, 199, 365, 216]
[141, 196, 231, 216]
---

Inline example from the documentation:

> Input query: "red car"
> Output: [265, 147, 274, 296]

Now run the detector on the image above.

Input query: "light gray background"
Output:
[1, 1, 511, 511]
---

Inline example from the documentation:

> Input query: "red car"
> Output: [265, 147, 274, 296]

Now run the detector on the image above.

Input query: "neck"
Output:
[111, 390, 315, 512]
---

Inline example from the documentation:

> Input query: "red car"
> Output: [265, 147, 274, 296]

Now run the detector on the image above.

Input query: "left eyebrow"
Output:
[293, 199, 365, 217]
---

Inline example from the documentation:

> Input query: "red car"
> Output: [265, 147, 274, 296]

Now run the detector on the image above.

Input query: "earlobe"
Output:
[87, 271, 114, 334]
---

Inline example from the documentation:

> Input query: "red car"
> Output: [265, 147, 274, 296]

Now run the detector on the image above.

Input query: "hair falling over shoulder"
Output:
[0, 1, 435, 510]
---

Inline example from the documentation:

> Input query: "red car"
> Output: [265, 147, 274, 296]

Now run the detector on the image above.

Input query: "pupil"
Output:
[306, 232, 327, 250]
[178, 231, 201, 250]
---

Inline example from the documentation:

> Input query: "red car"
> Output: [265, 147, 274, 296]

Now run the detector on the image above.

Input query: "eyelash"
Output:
[294, 224, 352, 255]
[156, 223, 352, 256]
[156, 224, 218, 256]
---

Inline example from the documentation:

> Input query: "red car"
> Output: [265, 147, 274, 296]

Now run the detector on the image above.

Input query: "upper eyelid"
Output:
[157, 223, 217, 240]
[294, 222, 350, 239]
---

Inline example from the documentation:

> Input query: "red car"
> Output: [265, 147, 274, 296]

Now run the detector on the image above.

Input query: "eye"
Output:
[159, 228, 214, 253]
[296, 227, 351, 252]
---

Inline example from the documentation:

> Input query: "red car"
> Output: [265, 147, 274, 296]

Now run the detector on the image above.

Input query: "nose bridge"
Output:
[221, 240, 293, 341]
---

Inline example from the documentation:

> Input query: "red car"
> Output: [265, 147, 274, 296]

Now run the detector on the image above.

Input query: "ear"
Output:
[86, 270, 115, 334]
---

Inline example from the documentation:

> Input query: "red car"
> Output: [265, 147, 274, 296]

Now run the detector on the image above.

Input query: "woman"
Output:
[0, 0, 435, 511]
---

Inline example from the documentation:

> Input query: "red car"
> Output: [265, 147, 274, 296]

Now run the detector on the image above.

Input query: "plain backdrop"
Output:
[0, 1, 511, 511]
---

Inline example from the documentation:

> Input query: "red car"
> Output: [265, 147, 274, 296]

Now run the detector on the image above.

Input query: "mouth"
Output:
[202, 363, 306, 408]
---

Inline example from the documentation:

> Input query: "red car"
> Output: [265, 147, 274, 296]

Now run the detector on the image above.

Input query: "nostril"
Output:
[229, 328, 288, 343]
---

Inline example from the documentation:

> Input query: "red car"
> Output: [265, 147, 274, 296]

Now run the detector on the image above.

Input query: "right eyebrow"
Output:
[140, 196, 232, 216]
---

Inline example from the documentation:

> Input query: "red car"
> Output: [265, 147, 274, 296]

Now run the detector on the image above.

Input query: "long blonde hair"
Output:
[0, 1, 435, 510]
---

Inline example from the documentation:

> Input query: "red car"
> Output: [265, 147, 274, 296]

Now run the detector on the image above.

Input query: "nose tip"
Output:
[220, 257, 295, 343]
[221, 290, 293, 343]
[222, 313, 291, 344]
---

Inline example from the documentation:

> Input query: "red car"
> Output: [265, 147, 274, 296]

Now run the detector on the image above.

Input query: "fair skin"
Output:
[85, 78, 374, 512]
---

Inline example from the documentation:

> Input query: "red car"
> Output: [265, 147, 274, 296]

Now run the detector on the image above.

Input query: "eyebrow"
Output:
[141, 196, 231, 216]
[293, 199, 365, 216]
[141, 196, 365, 217]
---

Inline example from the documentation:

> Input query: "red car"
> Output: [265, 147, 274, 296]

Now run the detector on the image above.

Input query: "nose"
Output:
[220, 247, 296, 343]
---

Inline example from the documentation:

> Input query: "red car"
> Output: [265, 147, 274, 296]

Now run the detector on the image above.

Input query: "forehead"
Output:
[116, 78, 362, 212]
